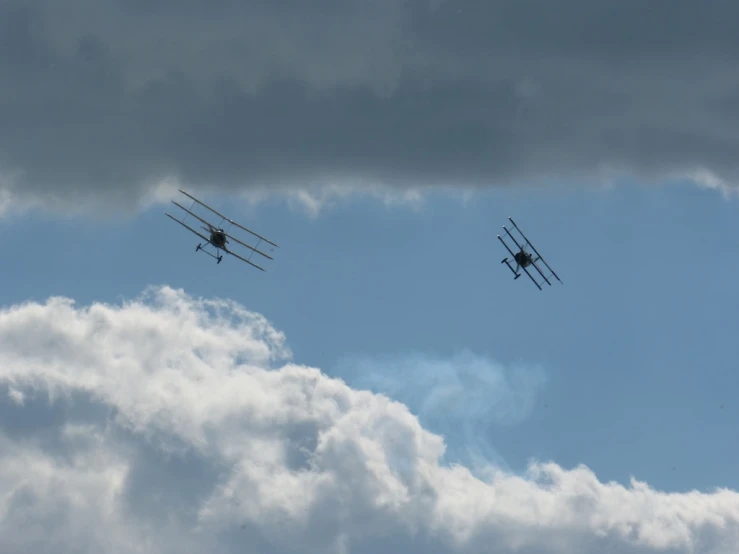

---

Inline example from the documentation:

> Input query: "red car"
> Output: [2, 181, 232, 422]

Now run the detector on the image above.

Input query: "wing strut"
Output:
[178, 189, 280, 248]
[508, 217, 561, 283]
[166, 189, 279, 271]
[165, 213, 210, 243]
[497, 217, 561, 289]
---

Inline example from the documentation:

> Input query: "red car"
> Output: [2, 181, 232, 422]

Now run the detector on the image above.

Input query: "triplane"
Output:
[497, 217, 561, 290]
[165, 189, 279, 271]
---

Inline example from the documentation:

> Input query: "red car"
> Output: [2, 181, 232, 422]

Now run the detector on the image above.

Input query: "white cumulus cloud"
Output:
[0, 286, 737, 553]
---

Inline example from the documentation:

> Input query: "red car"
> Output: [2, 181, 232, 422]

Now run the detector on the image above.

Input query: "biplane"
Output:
[497, 217, 562, 290]
[165, 189, 279, 271]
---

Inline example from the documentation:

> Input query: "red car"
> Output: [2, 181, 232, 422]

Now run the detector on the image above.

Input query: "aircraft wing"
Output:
[178, 189, 280, 248]
[507, 217, 562, 284]
[520, 265, 543, 290]
[497, 234, 518, 259]
[171, 200, 220, 230]
[529, 259, 553, 287]
[166, 213, 210, 243]
[223, 247, 266, 272]
[223, 232, 273, 260]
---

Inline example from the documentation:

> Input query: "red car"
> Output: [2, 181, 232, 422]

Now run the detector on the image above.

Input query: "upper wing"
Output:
[165, 213, 211, 243]
[178, 189, 280, 248]
[171, 200, 219, 230]
[172, 198, 273, 261]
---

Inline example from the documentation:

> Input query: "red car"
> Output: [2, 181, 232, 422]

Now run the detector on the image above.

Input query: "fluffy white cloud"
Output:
[2, 0, 739, 215]
[0, 286, 738, 553]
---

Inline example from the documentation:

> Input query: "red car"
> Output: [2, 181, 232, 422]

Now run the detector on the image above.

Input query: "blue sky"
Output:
[4, 179, 738, 497]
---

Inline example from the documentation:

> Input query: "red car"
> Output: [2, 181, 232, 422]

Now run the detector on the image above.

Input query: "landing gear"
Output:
[193, 241, 223, 264]
[501, 257, 521, 279]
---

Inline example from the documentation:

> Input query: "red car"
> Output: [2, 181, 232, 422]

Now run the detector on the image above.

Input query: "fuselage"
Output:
[514, 250, 532, 268]
[210, 230, 227, 249]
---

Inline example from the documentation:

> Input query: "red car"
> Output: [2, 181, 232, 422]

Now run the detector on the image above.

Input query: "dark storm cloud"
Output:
[2, 0, 738, 212]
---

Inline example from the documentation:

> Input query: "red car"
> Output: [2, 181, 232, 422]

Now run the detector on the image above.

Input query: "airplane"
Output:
[497, 217, 561, 290]
[165, 189, 279, 271]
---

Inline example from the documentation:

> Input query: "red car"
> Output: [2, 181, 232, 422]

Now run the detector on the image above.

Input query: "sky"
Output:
[2, 1, 739, 553]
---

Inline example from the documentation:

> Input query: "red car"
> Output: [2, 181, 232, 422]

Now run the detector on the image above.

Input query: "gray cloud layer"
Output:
[2, 0, 738, 213]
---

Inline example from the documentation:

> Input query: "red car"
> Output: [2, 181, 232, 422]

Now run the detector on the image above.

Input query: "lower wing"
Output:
[166, 213, 211, 243]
